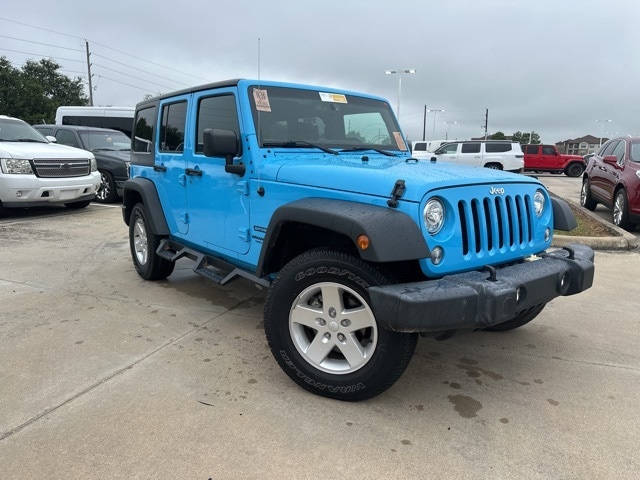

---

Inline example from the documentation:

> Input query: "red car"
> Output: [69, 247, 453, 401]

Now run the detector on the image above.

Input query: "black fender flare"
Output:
[551, 197, 577, 231]
[121, 178, 170, 236]
[256, 198, 431, 277]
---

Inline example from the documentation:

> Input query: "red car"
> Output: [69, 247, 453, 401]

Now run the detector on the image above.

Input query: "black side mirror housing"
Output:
[203, 128, 245, 176]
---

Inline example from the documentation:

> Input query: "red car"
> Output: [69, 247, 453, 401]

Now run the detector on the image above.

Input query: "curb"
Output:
[551, 195, 638, 251]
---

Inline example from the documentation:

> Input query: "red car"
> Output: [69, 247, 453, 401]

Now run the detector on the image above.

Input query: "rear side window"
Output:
[133, 106, 157, 153]
[461, 143, 481, 153]
[196, 94, 241, 154]
[485, 142, 511, 153]
[160, 101, 187, 152]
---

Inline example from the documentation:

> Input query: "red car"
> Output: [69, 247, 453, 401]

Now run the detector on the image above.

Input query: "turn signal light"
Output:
[357, 234, 370, 250]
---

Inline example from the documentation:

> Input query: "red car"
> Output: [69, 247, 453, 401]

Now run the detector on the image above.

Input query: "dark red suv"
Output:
[581, 136, 640, 231]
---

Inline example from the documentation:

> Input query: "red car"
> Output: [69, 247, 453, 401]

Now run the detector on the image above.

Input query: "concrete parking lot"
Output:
[1, 198, 639, 479]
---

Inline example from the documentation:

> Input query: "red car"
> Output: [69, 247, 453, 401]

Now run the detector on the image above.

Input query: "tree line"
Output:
[0, 56, 88, 125]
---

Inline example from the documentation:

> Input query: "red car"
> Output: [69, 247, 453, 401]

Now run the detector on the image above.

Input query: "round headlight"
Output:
[424, 198, 445, 234]
[533, 190, 545, 218]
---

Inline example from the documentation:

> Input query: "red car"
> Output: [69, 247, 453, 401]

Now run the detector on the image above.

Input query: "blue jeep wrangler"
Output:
[122, 79, 595, 401]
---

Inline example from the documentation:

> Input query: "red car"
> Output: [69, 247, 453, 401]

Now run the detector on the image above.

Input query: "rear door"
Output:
[590, 140, 619, 203]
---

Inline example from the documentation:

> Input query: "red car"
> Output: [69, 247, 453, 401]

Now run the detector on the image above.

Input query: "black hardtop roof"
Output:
[136, 79, 243, 108]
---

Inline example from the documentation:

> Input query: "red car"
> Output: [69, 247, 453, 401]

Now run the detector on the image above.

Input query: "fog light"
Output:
[431, 246, 444, 265]
[559, 271, 571, 294]
[544, 228, 551, 242]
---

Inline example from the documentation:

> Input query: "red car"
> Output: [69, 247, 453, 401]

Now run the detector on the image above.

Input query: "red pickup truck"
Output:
[523, 144, 585, 177]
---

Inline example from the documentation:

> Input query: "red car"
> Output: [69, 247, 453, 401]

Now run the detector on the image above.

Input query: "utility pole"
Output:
[483, 108, 489, 140]
[422, 105, 427, 141]
[85, 41, 94, 106]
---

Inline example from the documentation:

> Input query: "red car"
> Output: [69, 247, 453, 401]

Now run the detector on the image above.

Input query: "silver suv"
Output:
[0, 115, 101, 216]
[432, 140, 524, 172]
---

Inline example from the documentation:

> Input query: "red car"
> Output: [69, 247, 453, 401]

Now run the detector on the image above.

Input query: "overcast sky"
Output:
[2, 0, 638, 144]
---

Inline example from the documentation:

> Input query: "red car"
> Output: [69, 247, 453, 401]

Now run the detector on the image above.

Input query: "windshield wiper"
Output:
[92, 148, 116, 151]
[339, 147, 398, 157]
[5, 138, 47, 143]
[263, 141, 338, 155]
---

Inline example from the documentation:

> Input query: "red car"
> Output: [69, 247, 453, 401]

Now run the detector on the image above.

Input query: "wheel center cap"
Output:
[328, 321, 339, 332]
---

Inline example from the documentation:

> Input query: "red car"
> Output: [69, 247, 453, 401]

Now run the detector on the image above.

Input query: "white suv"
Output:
[0, 115, 101, 216]
[431, 140, 524, 172]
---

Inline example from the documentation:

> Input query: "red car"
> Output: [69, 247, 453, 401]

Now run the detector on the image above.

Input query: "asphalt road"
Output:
[1, 200, 639, 479]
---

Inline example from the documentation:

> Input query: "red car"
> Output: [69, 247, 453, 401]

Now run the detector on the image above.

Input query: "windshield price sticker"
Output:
[393, 132, 408, 151]
[253, 88, 272, 112]
[319, 92, 348, 103]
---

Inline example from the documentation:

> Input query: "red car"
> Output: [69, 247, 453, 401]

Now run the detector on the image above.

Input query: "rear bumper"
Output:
[369, 244, 595, 333]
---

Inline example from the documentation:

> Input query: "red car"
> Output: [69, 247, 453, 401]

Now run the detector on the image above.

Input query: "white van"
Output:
[55, 106, 134, 138]
[411, 140, 451, 159]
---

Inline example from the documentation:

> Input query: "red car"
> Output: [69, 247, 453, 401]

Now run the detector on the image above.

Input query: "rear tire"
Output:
[264, 248, 418, 401]
[484, 163, 502, 170]
[580, 178, 597, 211]
[484, 304, 546, 332]
[129, 203, 175, 280]
[613, 189, 636, 231]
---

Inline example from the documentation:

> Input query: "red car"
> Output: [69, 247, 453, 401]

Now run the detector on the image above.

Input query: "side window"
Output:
[414, 142, 426, 151]
[485, 142, 511, 153]
[542, 146, 555, 155]
[36, 127, 54, 136]
[55, 129, 80, 148]
[440, 143, 459, 154]
[612, 140, 625, 165]
[461, 143, 481, 153]
[133, 106, 157, 153]
[196, 94, 241, 154]
[600, 140, 618, 157]
[525, 145, 538, 154]
[160, 101, 187, 152]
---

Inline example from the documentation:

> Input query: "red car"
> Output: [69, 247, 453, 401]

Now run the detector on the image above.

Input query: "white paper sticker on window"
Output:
[393, 132, 407, 151]
[253, 88, 271, 112]
[319, 92, 348, 103]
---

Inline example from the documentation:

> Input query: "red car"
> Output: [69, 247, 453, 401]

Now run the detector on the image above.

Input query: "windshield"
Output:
[0, 118, 48, 143]
[78, 130, 131, 151]
[248, 85, 407, 152]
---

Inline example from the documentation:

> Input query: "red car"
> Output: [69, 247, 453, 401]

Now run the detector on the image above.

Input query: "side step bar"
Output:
[156, 239, 271, 289]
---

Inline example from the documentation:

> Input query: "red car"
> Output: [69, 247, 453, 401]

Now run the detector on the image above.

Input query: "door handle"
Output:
[185, 168, 202, 176]
[153, 165, 167, 172]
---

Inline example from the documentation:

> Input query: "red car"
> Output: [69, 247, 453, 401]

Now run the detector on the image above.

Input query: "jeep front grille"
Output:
[32, 158, 91, 178]
[458, 195, 533, 255]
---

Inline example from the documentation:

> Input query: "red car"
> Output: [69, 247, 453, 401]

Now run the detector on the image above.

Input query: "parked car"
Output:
[522, 144, 585, 177]
[410, 140, 450, 159]
[33, 125, 130, 203]
[0, 115, 100, 217]
[581, 135, 640, 231]
[430, 140, 524, 172]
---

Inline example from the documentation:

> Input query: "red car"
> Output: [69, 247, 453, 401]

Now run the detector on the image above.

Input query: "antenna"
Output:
[257, 37, 261, 81]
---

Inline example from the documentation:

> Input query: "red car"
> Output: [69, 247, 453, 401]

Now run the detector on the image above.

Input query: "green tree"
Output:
[0, 56, 88, 124]
[512, 131, 540, 144]
[489, 131, 506, 140]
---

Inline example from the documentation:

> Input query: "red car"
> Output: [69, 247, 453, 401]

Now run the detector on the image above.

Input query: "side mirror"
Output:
[46, 135, 57, 143]
[203, 128, 245, 176]
[602, 155, 618, 166]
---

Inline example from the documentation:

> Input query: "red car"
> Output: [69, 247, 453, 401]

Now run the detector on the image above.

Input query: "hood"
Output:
[0, 141, 94, 160]
[561, 153, 584, 160]
[272, 153, 539, 202]
[92, 150, 131, 162]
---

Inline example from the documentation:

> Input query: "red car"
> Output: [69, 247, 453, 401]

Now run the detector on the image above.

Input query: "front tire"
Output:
[129, 203, 175, 280]
[264, 248, 418, 401]
[96, 170, 119, 203]
[484, 304, 546, 332]
[564, 162, 584, 177]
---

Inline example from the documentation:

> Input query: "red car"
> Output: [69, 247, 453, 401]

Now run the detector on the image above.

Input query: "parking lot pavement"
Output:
[1, 204, 639, 479]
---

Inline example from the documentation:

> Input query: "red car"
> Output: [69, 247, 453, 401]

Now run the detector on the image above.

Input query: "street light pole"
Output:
[384, 69, 416, 122]
[595, 119, 612, 147]
[444, 121, 458, 140]
[427, 108, 445, 137]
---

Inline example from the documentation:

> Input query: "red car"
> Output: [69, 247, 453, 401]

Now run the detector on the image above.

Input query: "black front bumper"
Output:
[368, 244, 595, 333]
